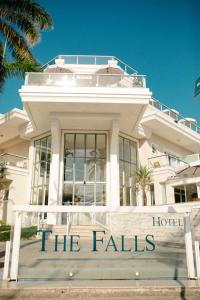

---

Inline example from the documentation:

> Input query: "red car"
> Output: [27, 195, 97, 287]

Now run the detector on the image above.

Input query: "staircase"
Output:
[69, 224, 109, 238]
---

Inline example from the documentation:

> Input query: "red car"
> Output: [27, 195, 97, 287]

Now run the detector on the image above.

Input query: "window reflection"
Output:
[31, 136, 51, 206]
[119, 136, 137, 206]
[63, 133, 106, 206]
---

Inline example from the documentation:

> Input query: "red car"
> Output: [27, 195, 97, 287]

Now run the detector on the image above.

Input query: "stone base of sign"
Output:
[0, 280, 200, 300]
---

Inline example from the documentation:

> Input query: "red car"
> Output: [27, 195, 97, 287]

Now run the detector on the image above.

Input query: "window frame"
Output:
[30, 134, 51, 206]
[61, 131, 108, 207]
[119, 134, 138, 206]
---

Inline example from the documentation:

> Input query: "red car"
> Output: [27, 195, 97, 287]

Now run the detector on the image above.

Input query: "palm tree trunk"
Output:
[142, 188, 147, 206]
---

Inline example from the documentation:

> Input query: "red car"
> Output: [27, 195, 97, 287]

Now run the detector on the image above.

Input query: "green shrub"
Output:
[0, 225, 11, 232]
[21, 226, 37, 240]
[0, 230, 10, 241]
[0, 226, 37, 241]
[0, 220, 5, 226]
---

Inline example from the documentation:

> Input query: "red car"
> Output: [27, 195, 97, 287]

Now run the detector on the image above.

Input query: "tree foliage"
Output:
[0, 0, 53, 90]
[136, 166, 152, 206]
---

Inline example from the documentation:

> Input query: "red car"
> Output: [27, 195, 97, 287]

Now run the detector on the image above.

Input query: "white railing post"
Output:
[184, 212, 195, 279]
[194, 241, 200, 278]
[143, 76, 146, 88]
[3, 241, 11, 280]
[10, 211, 22, 280]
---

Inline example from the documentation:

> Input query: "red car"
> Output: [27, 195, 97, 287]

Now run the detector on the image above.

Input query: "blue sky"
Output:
[1, 0, 200, 121]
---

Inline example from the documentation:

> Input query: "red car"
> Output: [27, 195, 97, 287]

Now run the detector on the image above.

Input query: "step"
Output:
[0, 286, 199, 300]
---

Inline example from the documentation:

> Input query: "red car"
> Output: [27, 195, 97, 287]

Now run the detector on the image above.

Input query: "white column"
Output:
[194, 241, 200, 278]
[197, 183, 200, 198]
[110, 119, 120, 211]
[10, 211, 22, 280]
[27, 141, 34, 204]
[48, 119, 61, 224]
[184, 212, 195, 279]
[3, 241, 11, 280]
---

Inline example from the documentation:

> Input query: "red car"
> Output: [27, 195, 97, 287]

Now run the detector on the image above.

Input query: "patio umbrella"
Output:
[95, 66, 124, 75]
[176, 165, 200, 178]
[44, 66, 73, 73]
[95, 66, 124, 86]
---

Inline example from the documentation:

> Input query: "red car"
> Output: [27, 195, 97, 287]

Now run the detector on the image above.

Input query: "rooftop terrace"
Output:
[23, 55, 200, 136]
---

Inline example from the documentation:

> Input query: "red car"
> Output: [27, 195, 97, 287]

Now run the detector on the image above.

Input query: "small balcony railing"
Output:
[24, 72, 146, 88]
[0, 153, 28, 169]
[43, 55, 138, 75]
[150, 98, 200, 134]
[148, 154, 188, 169]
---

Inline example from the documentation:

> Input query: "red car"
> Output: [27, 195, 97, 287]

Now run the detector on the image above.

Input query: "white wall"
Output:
[1, 167, 29, 224]
[4, 140, 29, 157]
[138, 134, 193, 206]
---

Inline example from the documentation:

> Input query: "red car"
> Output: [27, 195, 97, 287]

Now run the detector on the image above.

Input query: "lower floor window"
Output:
[174, 184, 198, 203]
[63, 133, 107, 206]
[63, 183, 106, 206]
[150, 184, 155, 206]
[119, 136, 137, 206]
[31, 135, 51, 205]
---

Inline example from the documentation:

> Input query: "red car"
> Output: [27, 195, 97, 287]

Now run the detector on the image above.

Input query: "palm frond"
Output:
[0, 21, 35, 62]
[136, 166, 152, 187]
[0, 0, 53, 30]
[4, 60, 41, 79]
[0, 10, 40, 46]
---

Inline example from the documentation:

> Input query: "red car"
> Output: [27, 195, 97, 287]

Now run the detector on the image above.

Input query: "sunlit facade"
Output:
[1, 55, 200, 225]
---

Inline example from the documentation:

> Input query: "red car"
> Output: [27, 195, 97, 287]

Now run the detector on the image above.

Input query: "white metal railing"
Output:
[0, 153, 28, 169]
[42, 55, 138, 75]
[25, 72, 146, 88]
[148, 154, 188, 169]
[150, 98, 200, 135]
[182, 154, 200, 164]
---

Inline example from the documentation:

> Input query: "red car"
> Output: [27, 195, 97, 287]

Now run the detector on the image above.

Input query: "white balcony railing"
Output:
[150, 98, 200, 135]
[148, 154, 188, 169]
[42, 55, 138, 75]
[24, 72, 146, 88]
[181, 154, 200, 164]
[0, 153, 28, 169]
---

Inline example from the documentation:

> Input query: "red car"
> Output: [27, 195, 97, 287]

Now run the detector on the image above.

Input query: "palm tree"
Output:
[0, 0, 53, 89]
[136, 166, 152, 206]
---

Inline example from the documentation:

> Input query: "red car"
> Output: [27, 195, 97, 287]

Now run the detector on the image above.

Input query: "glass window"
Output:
[174, 186, 185, 203]
[75, 134, 85, 157]
[150, 184, 155, 206]
[64, 134, 74, 158]
[119, 136, 137, 206]
[86, 159, 95, 182]
[175, 184, 198, 203]
[86, 134, 95, 158]
[63, 133, 106, 206]
[96, 134, 106, 158]
[31, 136, 51, 205]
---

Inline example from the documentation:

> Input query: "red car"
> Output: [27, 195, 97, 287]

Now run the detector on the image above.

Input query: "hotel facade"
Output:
[1, 55, 200, 226]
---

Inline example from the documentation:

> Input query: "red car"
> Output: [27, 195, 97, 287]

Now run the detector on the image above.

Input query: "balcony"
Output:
[148, 154, 189, 170]
[149, 98, 200, 135]
[0, 153, 28, 169]
[24, 72, 146, 89]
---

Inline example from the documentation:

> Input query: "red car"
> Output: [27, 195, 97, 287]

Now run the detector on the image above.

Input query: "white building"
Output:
[1, 55, 200, 225]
